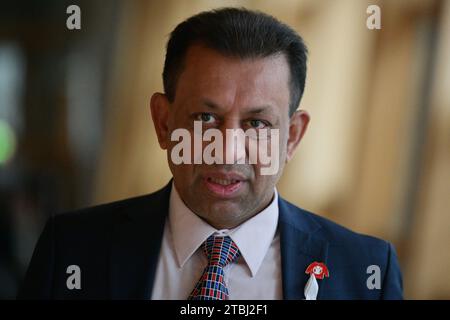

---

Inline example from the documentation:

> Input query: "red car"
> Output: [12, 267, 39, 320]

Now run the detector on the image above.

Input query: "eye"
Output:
[196, 112, 216, 124]
[248, 119, 269, 129]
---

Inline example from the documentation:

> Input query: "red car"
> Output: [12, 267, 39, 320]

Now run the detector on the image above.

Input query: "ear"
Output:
[286, 110, 310, 162]
[150, 92, 170, 150]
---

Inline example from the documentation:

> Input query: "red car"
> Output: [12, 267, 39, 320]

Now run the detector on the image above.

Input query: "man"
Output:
[18, 7, 403, 300]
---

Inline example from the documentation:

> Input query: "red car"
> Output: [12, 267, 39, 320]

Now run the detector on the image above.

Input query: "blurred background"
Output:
[0, 0, 449, 299]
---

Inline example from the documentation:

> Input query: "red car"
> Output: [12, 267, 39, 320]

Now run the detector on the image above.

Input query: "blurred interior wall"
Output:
[93, 0, 450, 298]
[405, 0, 450, 299]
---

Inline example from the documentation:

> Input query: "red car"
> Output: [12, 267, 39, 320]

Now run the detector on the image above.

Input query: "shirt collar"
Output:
[169, 182, 279, 277]
[229, 190, 279, 277]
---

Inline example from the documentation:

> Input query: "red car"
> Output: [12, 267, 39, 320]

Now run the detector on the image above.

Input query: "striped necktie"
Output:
[188, 235, 241, 300]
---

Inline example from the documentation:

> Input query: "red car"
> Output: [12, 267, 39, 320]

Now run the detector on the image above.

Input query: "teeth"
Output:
[209, 178, 238, 185]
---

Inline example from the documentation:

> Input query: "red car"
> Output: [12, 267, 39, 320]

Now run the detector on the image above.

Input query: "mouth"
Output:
[202, 173, 246, 198]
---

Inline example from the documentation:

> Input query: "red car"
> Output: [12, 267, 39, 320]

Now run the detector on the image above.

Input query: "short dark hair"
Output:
[163, 7, 308, 116]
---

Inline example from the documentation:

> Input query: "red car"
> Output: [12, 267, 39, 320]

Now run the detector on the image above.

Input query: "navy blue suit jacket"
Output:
[18, 181, 403, 299]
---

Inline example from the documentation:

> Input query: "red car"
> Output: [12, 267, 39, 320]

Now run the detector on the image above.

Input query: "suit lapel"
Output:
[109, 182, 171, 299]
[278, 198, 329, 300]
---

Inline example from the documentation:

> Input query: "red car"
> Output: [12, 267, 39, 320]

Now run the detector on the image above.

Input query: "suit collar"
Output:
[278, 197, 329, 300]
[109, 181, 171, 299]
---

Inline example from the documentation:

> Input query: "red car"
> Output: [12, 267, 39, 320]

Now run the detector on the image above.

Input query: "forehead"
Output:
[174, 44, 291, 113]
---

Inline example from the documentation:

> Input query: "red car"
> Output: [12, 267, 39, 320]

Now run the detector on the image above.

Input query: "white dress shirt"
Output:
[151, 182, 282, 300]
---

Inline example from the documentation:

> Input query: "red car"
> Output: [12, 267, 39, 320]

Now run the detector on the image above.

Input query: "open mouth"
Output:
[207, 177, 240, 186]
[203, 175, 245, 197]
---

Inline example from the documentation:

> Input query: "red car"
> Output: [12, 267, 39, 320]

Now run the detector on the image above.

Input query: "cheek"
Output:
[252, 164, 280, 185]
[279, 128, 290, 157]
[168, 162, 196, 184]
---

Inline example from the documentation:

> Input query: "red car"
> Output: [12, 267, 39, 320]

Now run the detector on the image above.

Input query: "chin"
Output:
[205, 208, 245, 227]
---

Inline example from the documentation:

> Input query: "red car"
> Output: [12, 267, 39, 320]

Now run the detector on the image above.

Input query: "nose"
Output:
[220, 119, 246, 165]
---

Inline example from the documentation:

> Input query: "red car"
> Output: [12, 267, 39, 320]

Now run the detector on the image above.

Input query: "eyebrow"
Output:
[202, 99, 275, 115]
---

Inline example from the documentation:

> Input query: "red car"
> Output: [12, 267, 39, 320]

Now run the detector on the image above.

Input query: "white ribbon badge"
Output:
[304, 273, 319, 300]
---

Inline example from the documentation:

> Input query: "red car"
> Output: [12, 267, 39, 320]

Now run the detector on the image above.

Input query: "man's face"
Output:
[151, 45, 309, 229]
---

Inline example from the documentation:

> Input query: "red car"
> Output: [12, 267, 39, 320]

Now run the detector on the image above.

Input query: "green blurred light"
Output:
[0, 119, 16, 165]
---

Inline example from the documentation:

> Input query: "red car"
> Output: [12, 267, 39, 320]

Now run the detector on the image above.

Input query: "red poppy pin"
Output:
[305, 262, 329, 280]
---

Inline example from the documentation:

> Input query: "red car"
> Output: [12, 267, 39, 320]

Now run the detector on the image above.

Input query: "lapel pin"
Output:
[304, 262, 329, 300]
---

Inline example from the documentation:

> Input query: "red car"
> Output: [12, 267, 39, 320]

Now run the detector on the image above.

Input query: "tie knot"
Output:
[203, 235, 240, 267]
